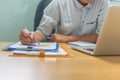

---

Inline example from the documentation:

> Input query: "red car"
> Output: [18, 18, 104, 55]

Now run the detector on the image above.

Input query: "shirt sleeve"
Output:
[96, 0, 110, 34]
[36, 0, 60, 40]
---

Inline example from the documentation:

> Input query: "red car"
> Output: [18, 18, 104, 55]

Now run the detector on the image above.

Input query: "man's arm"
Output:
[34, 32, 44, 42]
[51, 33, 98, 43]
[67, 34, 98, 43]
[36, 0, 60, 40]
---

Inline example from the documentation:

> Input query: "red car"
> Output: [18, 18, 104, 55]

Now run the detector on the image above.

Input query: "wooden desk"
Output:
[0, 42, 120, 80]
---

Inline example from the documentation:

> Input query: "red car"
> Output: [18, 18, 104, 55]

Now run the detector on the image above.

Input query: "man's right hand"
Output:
[19, 29, 44, 45]
[19, 29, 35, 45]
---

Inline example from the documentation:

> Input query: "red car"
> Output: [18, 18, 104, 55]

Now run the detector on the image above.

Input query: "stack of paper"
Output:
[3, 42, 59, 51]
[3, 42, 72, 57]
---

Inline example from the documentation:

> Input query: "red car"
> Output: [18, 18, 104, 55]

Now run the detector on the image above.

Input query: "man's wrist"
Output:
[34, 32, 44, 42]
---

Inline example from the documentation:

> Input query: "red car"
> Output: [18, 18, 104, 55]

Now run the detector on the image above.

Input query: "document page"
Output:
[4, 41, 59, 51]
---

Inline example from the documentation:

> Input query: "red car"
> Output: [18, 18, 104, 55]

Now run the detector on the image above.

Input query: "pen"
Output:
[34, 34, 40, 46]
[24, 26, 40, 46]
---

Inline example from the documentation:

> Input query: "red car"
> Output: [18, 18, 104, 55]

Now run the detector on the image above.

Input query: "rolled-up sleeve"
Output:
[36, 0, 60, 40]
[96, 0, 110, 34]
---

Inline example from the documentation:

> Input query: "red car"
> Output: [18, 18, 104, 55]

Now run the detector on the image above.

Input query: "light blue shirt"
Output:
[36, 0, 110, 40]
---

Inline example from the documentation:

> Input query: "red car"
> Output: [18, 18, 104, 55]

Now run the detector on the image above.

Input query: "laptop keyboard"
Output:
[85, 48, 94, 52]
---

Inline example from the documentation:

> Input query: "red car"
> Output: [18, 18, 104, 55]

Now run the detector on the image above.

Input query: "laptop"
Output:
[71, 5, 120, 55]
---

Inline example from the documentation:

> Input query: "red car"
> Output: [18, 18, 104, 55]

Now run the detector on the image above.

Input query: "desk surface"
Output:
[0, 42, 120, 80]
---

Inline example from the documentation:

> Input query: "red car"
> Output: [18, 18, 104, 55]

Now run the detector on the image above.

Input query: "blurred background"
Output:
[0, 0, 40, 42]
[0, 0, 119, 42]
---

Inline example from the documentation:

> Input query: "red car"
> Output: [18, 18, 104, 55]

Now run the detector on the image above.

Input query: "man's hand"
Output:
[50, 33, 69, 42]
[19, 29, 35, 45]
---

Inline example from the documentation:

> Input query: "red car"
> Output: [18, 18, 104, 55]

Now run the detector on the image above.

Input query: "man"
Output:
[19, 0, 110, 45]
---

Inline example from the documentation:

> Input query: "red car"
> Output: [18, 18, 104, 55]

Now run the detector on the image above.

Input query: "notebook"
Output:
[71, 6, 120, 55]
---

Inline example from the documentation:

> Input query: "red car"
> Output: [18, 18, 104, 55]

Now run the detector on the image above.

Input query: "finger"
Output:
[19, 34, 34, 45]
[50, 36, 62, 43]
[51, 34, 61, 42]
[30, 32, 36, 42]
[21, 29, 30, 38]
[21, 30, 35, 42]
[20, 38, 34, 45]
[21, 41, 33, 45]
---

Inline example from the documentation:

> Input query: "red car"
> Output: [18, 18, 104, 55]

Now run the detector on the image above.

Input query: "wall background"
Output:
[0, 0, 41, 42]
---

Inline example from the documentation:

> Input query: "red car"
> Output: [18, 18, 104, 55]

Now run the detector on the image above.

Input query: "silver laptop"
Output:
[71, 5, 120, 55]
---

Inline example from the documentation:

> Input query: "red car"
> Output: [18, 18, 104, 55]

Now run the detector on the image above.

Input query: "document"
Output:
[3, 42, 72, 57]
[10, 47, 72, 57]
[3, 42, 59, 51]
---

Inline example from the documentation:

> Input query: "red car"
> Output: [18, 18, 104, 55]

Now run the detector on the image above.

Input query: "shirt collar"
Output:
[73, 0, 92, 9]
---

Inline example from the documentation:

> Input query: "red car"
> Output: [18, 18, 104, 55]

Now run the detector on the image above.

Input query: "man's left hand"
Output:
[50, 33, 69, 42]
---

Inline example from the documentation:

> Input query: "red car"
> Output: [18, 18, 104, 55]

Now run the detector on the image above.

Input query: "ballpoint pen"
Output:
[34, 34, 40, 46]
[24, 26, 40, 46]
